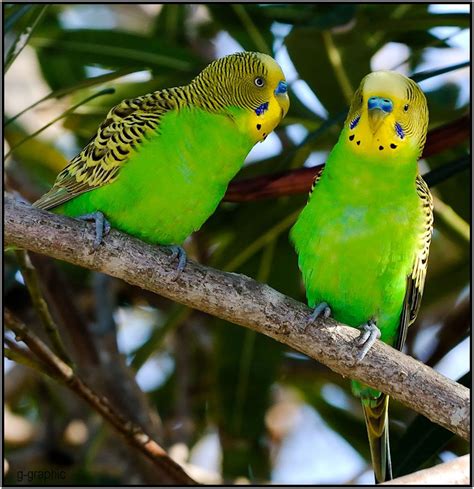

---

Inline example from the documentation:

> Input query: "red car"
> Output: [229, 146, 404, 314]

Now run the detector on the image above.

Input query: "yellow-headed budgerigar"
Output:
[34, 52, 289, 275]
[291, 71, 432, 482]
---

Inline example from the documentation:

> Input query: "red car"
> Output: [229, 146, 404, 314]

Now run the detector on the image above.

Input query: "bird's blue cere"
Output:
[275, 80, 288, 95]
[368, 96, 393, 113]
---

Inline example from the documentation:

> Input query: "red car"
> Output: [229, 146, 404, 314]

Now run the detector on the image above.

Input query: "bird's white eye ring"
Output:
[254, 77, 265, 87]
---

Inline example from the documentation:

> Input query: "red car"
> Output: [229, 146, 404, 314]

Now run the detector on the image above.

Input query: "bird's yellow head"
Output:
[344, 70, 428, 159]
[191, 52, 290, 142]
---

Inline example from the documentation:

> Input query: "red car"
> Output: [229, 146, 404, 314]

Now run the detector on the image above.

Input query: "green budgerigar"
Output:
[34, 52, 289, 274]
[290, 71, 432, 482]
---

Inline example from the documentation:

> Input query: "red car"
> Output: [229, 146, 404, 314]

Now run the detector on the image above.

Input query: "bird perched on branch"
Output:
[34, 52, 289, 276]
[290, 71, 432, 482]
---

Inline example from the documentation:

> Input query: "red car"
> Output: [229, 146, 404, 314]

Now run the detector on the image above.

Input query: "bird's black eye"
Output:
[404, 104, 409, 112]
[254, 77, 265, 87]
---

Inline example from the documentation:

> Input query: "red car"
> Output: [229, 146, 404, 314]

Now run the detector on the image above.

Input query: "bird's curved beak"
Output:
[368, 96, 393, 134]
[275, 80, 289, 120]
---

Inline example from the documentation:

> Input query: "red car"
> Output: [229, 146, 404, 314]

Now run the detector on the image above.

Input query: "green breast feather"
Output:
[54, 106, 254, 245]
[290, 138, 423, 346]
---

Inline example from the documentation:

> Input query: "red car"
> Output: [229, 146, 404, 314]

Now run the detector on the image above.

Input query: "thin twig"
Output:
[24, 253, 168, 483]
[14, 249, 72, 364]
[4, 309, 196, 485]
[4, 336, 50, 374]
[4, 194, 470, 441]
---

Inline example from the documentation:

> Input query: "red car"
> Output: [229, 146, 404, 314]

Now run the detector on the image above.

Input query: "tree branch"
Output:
[4, 194, 470, 441]
[25, 253, 170, 483]
[4, 309, 196, 485]
[382, 455, 470, 485]
[224, 115, 470, 202]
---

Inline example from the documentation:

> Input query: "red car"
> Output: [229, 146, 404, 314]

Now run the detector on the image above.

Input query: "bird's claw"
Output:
[356, 320, 381, 362]
[166, 245, 187, 281]
[306, 301, 331, 329]
[103, 219, 111, 237]
[76, 211, 111, 250]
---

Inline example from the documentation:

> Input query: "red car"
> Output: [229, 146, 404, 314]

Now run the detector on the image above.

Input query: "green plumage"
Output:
[291, 71, 432, 483]
[54, 107, 253, 245]
[34, 52, 289, 246]
[291, 133, 422, 345]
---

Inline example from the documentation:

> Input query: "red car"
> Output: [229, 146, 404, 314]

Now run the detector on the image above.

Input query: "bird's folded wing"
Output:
[396, 175, 433, 351]
[33, 92, 174, 210]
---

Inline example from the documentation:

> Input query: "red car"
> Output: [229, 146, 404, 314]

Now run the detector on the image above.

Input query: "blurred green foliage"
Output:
[4, 3, 470, 484]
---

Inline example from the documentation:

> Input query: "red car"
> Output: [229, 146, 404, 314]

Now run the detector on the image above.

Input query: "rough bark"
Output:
[4, 194, 470, 441]
[382, 455, 470, 485]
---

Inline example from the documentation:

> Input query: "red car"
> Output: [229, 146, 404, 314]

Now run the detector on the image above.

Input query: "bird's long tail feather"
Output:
[362, 393, 392, 483]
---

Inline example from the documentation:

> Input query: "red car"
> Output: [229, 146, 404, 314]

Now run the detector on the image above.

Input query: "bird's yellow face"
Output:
[344, 70, 428, 159]
[193, 52, 289, 143]
[246, 52, 290, 142]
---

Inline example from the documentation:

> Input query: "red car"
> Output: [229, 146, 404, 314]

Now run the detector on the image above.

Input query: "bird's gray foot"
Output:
[77, 211, 111, 250]
[306, 301, 331, 328]
[356, 319, 381, 361]
[165, 245, 187, 281]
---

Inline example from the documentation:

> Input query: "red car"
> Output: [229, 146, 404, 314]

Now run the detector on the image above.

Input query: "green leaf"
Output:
[30, 29, 199, 74]
[207, 4, 274, 55]
[309, 391, 371, 460]
[5, 88, 115, 160]
[4, 122, 68, 188]
[152, 4, 189, 46]
[130, 305, 191, 371]
[4, 4, 33, 32]
[4, 5, 49, 72]
[389, 30, 451, 50]
[260, 4, 356, 29]
[376, 13, 470, 31]
[304, 5, 357, 30]
[286, 27, 375, 115]
[5, 67, 139, 126]
[412, 61, 470, 83]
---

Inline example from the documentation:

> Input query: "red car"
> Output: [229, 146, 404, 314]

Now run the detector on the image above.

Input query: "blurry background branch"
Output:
[5, 194, 470, 442]
[4, 309, 196, 485]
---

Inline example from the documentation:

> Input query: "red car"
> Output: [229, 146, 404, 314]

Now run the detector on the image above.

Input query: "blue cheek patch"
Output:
[255, 102, 269, 116]
[350, 115, 360, 130]
[395, 122, 405, 139]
